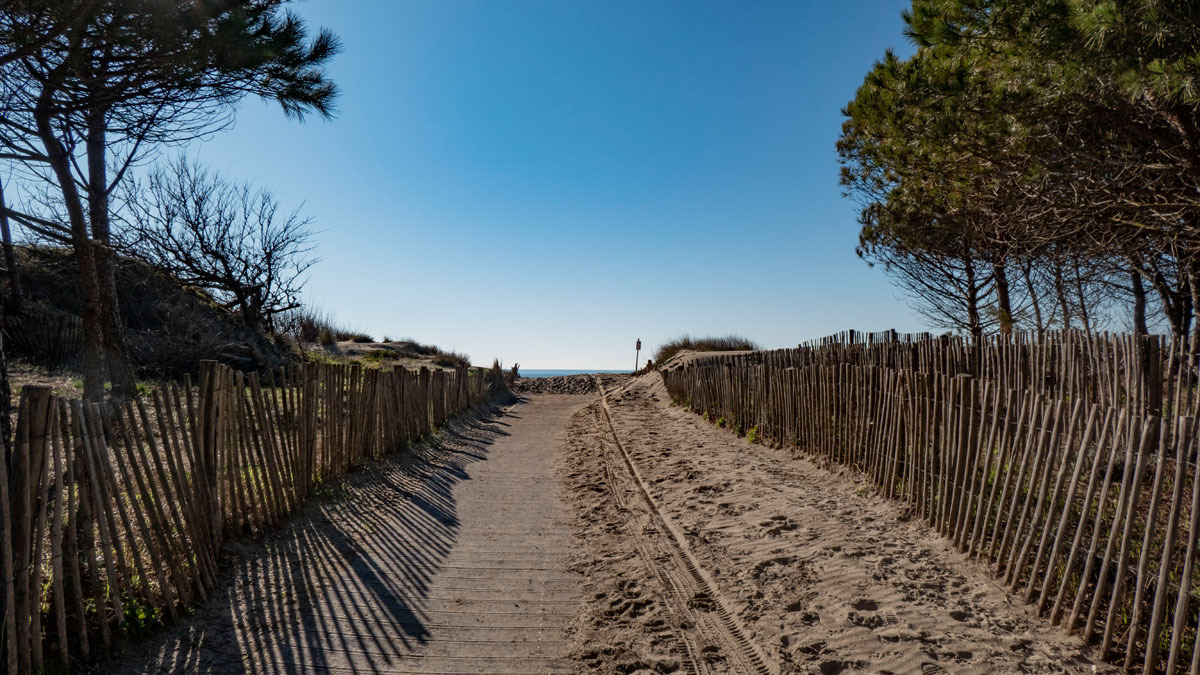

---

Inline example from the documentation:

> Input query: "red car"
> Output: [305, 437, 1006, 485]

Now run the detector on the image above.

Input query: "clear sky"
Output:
[187, 0, 920, 370]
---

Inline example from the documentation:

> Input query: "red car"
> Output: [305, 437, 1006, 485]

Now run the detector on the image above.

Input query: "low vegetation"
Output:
[431, 351, 471, 369]
[334, 338, 472, 371]
[12, 246, 290, 376]
[9, 247, 474, 385]
[652, 335, 760, 365]
[282, 306, 373, 346]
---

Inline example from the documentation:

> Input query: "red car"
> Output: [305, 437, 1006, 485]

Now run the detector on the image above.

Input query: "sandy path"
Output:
[563, 373, 1116, 674]
[107, 395, 589, 674]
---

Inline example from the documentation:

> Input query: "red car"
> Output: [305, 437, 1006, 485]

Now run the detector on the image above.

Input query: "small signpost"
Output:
[634, 338, 642, 372]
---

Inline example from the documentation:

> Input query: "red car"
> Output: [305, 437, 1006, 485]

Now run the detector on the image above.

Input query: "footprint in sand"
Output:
[689, 591, 717, 612]
[786, 637, 827, 656]
[606, 580, 655, 619]
[700, 644, 725, 665]
[784, 597, 810, 611]
[846, 598, 903, 633]
[988, 616, 1018, 634]
[819, 659, 865, 675]
[608, 595, 653, 618]
[749, 555, 805, 582]
[850, 598, 878, 611]
[847, 611, 887, 629]
[1009, 638, 1034, 653]
[694, 482, 727, 494]
[716, 501, 748, 517]
[759, 515, 799, 536]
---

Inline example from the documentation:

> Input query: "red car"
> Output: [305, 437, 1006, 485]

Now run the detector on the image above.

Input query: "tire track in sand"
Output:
[597, 425, 707, 674]
[595, 377, 778, 675]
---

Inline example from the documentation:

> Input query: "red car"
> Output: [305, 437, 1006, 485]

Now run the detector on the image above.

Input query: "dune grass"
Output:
[652, 334, 759, 364]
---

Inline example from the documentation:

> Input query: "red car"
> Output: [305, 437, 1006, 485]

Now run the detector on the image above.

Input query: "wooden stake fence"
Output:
[0, 359, 508, 672]
[662, 330, 1200, 674]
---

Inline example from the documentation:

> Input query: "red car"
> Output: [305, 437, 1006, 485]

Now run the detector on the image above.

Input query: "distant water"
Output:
[520, 369, 629, 378]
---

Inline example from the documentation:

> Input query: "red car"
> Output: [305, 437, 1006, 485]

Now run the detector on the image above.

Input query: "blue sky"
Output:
[189, 0, 919, 369]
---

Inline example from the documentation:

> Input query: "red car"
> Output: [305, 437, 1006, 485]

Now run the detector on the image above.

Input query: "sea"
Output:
[520, 369, 630, 378]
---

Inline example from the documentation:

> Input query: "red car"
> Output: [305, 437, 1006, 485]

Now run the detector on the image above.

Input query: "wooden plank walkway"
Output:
[106, 395, 588, 674]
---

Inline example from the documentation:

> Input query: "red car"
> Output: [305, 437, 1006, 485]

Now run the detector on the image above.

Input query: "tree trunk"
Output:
[965, 256, 983, 341]
[1053, 262, 1072, 330]
[35, 97, 106, 400]
[1190, 261, 1200, 351]
[1022, 262, 1045, 339]
[0, 294, 10, 448]
[993, 260, 1013, 335]
[1131, 269, 1148, 335]
[1148, 266, 1186, 338]
[1073, 258, 1092, 332]
[1182, 276, 1194, 340]
[86, 102, 135, 399]
[0, 181, 13, 445]
[0, 176, 23, 315]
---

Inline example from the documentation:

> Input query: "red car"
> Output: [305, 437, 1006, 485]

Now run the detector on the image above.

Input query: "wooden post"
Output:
[11, 386, 53, 673]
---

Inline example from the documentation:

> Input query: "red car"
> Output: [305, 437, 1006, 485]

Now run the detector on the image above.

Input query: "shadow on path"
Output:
[105, 407, 516, 674]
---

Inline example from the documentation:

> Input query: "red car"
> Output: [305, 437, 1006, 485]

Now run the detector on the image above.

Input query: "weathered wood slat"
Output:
[0, 358, 506, 671]
[660, 330, 1200, 670]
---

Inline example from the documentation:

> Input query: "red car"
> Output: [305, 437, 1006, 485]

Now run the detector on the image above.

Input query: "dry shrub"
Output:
[15, 245, 290, 375]
[653, 334, 759, 364]
[432, 351, 470, 369]
[281, 305, 372, 344]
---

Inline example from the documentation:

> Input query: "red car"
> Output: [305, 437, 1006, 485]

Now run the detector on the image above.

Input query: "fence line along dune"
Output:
[0, 359, 511, 674]
[662, 329, 1200, 674]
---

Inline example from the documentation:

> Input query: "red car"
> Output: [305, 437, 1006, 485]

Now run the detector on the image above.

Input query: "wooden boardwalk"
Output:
[107, 395, 588, 674]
